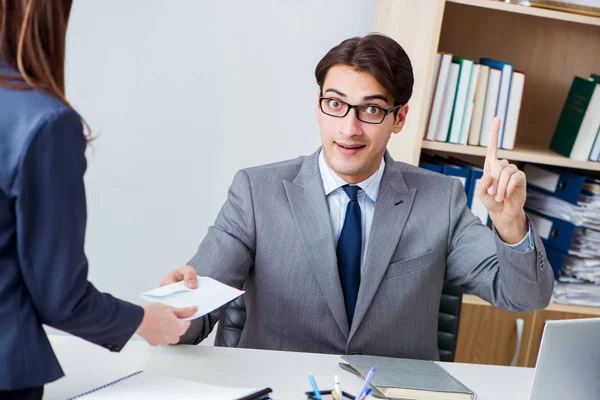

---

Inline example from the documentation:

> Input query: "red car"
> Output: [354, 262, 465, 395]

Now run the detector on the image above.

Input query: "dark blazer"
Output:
[0, 60, 143, 390]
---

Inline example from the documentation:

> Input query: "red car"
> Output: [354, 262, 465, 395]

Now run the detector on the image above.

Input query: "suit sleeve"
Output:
[444, 179, 554, 312]
[13, 108, 143, 352]
[179, 169, 256, 344]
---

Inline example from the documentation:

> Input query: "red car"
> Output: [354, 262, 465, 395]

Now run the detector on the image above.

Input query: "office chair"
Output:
[214, 282, 463, 362]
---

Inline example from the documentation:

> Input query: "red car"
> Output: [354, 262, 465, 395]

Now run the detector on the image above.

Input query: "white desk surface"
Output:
[45, 335, 534, 399]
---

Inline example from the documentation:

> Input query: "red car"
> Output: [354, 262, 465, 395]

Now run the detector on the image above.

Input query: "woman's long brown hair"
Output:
[0, 0, 91, 141]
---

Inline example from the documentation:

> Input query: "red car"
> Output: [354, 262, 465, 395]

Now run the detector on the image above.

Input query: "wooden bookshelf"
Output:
[448, 0, 600, 27]
[374, 0, 600, 171]
[421, 140, 600, 171]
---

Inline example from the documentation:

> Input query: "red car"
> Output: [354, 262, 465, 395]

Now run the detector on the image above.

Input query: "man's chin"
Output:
[329, 163, 366, 179]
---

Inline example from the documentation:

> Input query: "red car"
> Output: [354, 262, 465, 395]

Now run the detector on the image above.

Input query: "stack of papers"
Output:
[561, 254, 600, 283]
[140, 277, 244, 320]
[525, 180, 600, 303]
[526, 189, 600, 229]
[553, 282, 600, 307]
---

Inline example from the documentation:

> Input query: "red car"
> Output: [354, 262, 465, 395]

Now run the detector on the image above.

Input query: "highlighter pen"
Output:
[308, 373, 322, 400]
[334, 375, 342, 399]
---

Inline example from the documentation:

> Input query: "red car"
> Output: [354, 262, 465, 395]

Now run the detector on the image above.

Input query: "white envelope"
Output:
[140, 277, 244, 320]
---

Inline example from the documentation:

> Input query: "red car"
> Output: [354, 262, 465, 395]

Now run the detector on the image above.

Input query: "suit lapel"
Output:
[349, 154, 417, 340]
[283, 151, 350, 337]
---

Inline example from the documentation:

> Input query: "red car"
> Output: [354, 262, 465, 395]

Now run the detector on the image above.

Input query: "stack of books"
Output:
[549, 74, 600, 162]
[523, 163, 600, 306]
[424, 54, 526, 150]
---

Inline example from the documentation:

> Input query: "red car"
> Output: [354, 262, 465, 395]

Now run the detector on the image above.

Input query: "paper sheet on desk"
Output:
[140, 277, 244, 320]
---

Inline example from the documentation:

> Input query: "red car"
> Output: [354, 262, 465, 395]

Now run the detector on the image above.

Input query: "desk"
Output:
[45, 335, 534, 399]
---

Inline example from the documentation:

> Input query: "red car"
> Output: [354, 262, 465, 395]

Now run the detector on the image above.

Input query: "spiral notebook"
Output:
[67, 371, 272, 400]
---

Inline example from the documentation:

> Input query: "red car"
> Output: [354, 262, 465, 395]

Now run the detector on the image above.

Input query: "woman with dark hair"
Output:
[0, 1, 196, 398]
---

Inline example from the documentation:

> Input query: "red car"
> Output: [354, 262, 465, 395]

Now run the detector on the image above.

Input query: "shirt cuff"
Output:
[504, 221, 535, 253]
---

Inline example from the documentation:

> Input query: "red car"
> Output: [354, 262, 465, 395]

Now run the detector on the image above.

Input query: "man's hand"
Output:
[476, 117, 528, 244]
[159, 265, 198, 288]
[136, 302, 197, 346]
[136, 265, 199, 346]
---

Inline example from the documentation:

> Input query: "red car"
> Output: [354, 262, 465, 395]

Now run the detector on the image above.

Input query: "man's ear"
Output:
[392, 104, 409, 134]
[315, 90, 321, 123]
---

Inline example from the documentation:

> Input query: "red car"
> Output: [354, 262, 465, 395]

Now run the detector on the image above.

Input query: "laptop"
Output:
[529, 318, 600, 400]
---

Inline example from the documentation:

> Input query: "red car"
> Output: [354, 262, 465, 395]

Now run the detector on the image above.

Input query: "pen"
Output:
[355, 366, 376, 400]
[308, 373, 322, 400]
[365, 387, 372, 398]
[334, 375, 342, 399]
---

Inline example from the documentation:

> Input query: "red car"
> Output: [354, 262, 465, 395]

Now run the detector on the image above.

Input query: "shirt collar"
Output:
[318, 149, 385, 202]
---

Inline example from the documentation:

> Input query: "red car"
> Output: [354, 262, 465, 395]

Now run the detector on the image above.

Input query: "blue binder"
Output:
[418, 155, 471, 193]
[418, 162, 442, 173]
[544, 244, 567, 281]
[525, 208, 577, 253]
[465, 168, 481, 207]
[441, 164, 471, 194]
[523, 164, 591, 205]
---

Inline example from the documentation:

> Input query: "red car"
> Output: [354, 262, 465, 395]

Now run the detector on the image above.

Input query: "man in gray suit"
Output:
[160, 34, 553, 359]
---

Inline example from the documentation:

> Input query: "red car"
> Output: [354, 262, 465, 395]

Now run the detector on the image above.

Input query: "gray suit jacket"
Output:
[181, 149, 553, 360]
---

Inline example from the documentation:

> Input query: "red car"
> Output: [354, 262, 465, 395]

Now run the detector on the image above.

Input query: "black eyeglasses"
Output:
[319, 97, 402, 125]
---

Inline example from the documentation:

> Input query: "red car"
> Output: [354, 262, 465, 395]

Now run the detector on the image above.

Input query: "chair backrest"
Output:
[214, 283, 463, 361]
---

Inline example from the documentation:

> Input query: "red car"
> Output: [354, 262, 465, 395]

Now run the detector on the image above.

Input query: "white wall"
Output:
[63, 1, 375, 341]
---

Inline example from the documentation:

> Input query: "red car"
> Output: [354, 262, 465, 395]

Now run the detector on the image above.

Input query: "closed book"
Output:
[502, 71, 526, 150]
[479, 67, 502, 146]
[550, 77, 600, 160]
[479, 58, 514, 146]
[425, 53, 453, 141]
[435, 63, 460, 142]
[341, 355, 474, 400]
[424, 53, 442, 138]
[468, 65, 490, 146]
[448, 57, 474, 144]
[459, 64, 480, 145]
[589, 126, 600, 161]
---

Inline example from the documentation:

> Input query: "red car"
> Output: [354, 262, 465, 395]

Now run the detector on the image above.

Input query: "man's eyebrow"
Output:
[324, 88, 346, 97]
[362, 94, 389, 103]
[323, 89, 390, 104]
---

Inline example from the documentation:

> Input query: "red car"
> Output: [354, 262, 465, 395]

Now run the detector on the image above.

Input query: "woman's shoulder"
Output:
[0, 87, 81, 144]
[0, 87, 82, 191]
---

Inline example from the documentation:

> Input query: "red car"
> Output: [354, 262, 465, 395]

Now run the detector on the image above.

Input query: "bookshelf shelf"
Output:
[447, 0, 600, 27]
[421, 140, 600, 171]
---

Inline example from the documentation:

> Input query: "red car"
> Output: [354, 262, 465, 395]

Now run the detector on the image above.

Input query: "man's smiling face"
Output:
[316, 65, 408, 184]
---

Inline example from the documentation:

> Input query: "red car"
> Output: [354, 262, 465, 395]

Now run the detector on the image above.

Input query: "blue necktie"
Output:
[337, 184, 362, 325]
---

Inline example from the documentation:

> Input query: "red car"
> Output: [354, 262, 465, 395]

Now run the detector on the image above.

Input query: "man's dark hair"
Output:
[315, 33, 414, 107]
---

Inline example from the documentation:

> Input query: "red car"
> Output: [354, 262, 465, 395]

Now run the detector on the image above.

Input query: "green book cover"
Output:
[550, 77, 596, 157]
[591, 73, 600, 84]
[447, 57, 474, 144]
